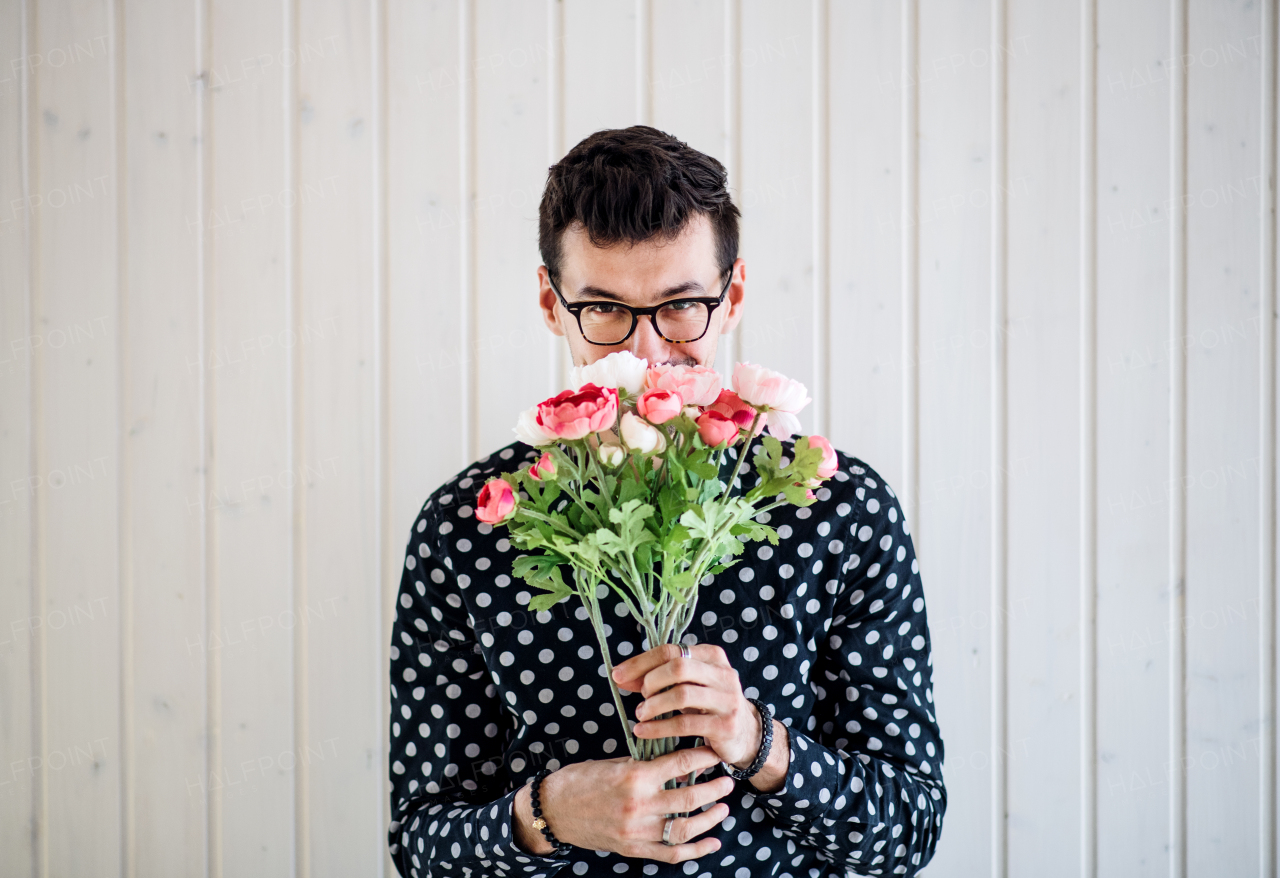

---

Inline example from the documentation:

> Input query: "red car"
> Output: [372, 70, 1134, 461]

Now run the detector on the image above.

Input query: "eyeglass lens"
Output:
[579, 301, 711, 344]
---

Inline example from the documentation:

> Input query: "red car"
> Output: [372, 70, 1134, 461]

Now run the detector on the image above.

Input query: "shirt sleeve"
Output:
[755, 462, 947, 876]
[387, 499, 569, 878]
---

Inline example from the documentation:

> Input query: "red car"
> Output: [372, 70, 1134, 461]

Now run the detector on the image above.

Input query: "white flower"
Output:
[570, 351, 649, 395]
[513, 405, 556, 447]
[598, 443, 625, 466]
[620, 411, 666, 454]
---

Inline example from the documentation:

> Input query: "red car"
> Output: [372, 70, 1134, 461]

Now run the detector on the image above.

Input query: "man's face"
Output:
[537, 213, 745, 369]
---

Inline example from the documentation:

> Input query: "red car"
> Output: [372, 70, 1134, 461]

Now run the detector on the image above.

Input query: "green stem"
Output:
[583, 585, 640, 761]
[565, 445, 607, 529]
[513, 508, 584, 540]
[718, 411, 763, 502]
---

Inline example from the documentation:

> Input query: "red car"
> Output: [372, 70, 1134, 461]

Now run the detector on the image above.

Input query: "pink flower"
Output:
[732, 362, 810, 438]
[636, 388, 683, 424]
[732, 362, 810, 411]
[707, 390, 763, 434]
[535, 383, 619, 440]
[644, 364, 722, 407]
[475, 479, 516, 524]
[696, 410, 739, 447]
[528, 452, 557, 481]
[807, 435, 839, 479]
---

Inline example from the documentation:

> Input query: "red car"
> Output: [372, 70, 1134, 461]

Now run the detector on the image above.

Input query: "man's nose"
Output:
[624, 314, 670, 363]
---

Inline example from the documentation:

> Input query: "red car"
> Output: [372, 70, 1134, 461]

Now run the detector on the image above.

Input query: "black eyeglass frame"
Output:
[548, 269, 734, 346]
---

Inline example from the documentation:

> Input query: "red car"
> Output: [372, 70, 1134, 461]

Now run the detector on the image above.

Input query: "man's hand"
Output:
[612, 643, 790, 792]
[512, 746, 732, 862]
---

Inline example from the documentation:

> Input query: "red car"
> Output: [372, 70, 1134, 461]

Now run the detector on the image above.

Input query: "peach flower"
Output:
[643, 363, 722, 407]
[636, 388, 683, 425]
[731, 363, 811, 439]
[807, 435, 839, 479]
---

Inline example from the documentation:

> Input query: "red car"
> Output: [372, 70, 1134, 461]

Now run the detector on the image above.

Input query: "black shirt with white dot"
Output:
[388, 437, 946, 878]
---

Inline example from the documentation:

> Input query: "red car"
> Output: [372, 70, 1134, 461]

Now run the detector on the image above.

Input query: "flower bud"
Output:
[528, 451, 557, 481]
[621, 411, 666, 454]
[475, 478, 517, 524]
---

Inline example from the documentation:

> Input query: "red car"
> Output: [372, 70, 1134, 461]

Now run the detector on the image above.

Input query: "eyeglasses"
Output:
[548, 270, 733, 346]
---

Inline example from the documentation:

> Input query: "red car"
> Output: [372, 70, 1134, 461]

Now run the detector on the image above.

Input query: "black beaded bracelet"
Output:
[727, 699, 774, 781]
[529, 767, 571, 857]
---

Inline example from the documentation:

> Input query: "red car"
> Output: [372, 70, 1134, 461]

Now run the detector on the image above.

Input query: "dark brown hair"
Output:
[538, 126, 740, 283]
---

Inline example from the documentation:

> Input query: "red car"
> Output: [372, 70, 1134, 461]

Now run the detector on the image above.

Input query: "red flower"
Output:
[707, 389, 763, 435]
[535, 384, 619, 440]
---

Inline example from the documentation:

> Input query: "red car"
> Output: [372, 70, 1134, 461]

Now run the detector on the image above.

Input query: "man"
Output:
[388, 126, 946, 877]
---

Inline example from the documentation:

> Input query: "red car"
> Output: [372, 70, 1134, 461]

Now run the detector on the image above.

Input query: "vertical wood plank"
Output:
[913, 2, 995, 874]
[1184, 1, 1264, 874]
[562, 0, 640, 147]
[206, 1, 298, 874]
[1004, 1, 1084, 875]
[120, 0, 207, 872]
[1265, 1, 1280, 871]
[738, 0, 816, 431]
[0, 0, 37, 872]
[473, 0, 554, 451]
[825, 0, 904, 486]
[1079, 0, 1099, 872]
[1094, 0, 1174, 874]
[650, 0, 726, 159]
[296, 1, 384, 873]
[33, 0, 122, 874]
[384, 0, 467, 874]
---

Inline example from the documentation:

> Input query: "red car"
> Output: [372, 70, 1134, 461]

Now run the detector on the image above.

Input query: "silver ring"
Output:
[662, 816, 676, 845]
[679, 643, 691, 660]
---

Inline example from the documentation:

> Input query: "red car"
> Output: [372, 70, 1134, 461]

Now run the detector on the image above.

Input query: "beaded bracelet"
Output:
[727, 699, 774, 781]
[529, 767, 571, 857]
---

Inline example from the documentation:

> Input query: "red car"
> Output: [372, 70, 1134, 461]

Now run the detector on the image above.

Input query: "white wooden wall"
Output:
[0, 1, 1274, 876]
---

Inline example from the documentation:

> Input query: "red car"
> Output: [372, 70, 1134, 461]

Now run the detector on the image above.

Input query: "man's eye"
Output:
[663, 301, 696, 313]
[584, 303, 622, 315]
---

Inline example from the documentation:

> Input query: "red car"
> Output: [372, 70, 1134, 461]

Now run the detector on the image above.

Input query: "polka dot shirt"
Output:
[388, 438, 947, 877]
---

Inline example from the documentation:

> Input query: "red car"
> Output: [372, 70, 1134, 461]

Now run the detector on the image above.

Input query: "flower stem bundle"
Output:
[475, 353, 838, 765]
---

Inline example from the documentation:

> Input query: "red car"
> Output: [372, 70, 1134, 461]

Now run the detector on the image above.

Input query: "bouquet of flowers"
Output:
[474, 351, 838, 767]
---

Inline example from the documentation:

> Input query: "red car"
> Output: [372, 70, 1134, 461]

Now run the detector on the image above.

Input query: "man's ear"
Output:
[718, 258, 746, 335]
[537, 266, 566, 337]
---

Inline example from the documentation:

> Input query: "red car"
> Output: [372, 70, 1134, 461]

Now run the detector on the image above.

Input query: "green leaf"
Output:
[662, 570, 695, 597]
[528, 589, 571, 612]
[618, 475, 648, 508]
[783, 482, 816, 506]
[686, 458, 718, 480]
[730, 521, 779, 545]
[662, 523, 691, 553]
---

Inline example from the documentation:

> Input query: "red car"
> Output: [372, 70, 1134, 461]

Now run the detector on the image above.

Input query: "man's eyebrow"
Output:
[571, 280, 706, 303]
